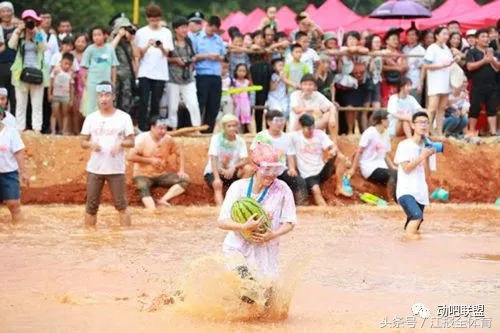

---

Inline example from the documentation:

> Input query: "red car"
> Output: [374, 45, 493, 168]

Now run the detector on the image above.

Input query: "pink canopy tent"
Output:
[426, 1, 500, 30]
[305, 4, 317, 16]
[221, 11, 247, 40]
[312, 0, 362, 31]
[276, 6, 297, 34]
[239, 8, 266, 34]
[417, 0, 480, 30]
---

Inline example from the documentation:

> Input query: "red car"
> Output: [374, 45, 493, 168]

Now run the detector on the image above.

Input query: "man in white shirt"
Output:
[0, 106, 28, 222]
[80, 81, 135, 227]
[134, 4, 174, 131]
[289, 74, 337, 141]
[291, 114, 351, 206]
[402, 26, 426, 104]
[393, 111, 436, 239]
[250, 110, 307, 205]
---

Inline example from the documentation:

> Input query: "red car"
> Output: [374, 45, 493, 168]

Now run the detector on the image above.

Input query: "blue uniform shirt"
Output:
[192, 30, 226, 76]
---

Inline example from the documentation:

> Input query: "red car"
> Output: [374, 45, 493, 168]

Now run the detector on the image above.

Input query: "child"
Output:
[232, 63, 252, 132]
[0, 88, 16, 128]
[444, 83, 469, 137]
[49, 36, 78, 73]
[228, 33, 250, 78]
[387, 78, 424, 138]
[322, 32, 339, 73]
[394, 111, 436, 240]
[214, 60, 234, 133]
[283, 43, 310, 94]
[49, 52, 75, 135]
[267, 57, 289, 117]
[288, 31, 319, 73]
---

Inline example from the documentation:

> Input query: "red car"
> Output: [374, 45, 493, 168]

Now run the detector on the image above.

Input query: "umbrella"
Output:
[370, 0, 431, 19]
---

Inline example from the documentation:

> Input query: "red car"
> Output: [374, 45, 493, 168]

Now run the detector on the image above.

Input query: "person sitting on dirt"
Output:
[127, 115, 190, 210]
[203, 114, 253, 206]
[346, 110, 397, 201]
[0, 88, 16, 127]
[289, 74, 338, 142]
[0, 106, 29, 222]
[290, 114, 352, 206]
[387, 78, 424, 139]
[250, 109, 308, 205]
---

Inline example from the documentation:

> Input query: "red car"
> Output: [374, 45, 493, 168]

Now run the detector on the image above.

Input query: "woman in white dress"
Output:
[217, 143, 296, 302]
[419, 27, 460, 137]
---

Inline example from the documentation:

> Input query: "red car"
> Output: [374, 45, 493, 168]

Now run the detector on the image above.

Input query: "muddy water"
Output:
[0, 205, 499, 332]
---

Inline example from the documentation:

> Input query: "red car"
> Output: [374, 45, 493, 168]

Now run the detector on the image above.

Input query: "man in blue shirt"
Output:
[187, 11, 204, 41]
[192, 16, 226, 133]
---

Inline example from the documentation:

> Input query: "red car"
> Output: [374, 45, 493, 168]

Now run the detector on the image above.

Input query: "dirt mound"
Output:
[19, 133, 500, 206]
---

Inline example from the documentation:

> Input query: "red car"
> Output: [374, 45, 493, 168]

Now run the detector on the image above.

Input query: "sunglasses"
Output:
[96, 85, 113, 93]
[257, 162, 286, 176]
[272, 117, 286, 123]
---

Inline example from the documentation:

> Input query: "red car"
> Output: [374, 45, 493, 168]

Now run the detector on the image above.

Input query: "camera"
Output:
[155, 40, 162, 47]
[181, 58, 192, 80]
[24, 19, 35, 30]
[424, 137, 444, 153]
[124, 26, 136, 35]
[182, 57, 192, 67]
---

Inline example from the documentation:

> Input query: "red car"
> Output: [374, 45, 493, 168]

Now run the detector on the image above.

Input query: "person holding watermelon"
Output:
[217, 143, 296, 303]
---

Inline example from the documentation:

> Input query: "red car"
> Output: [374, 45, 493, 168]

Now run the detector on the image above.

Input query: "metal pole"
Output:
[133, 0, 140, 25]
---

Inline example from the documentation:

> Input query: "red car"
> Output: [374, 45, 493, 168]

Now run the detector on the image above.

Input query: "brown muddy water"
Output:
[0, 204, 499, 332]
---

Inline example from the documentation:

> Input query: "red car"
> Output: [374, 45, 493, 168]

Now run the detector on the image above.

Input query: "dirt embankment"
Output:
[19, 133, 500, 206]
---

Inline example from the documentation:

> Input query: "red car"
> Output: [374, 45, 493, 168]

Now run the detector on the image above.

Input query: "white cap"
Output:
[466, 29, 476, 37]
[0, 1, 13, 12]
[0, 87, 8, 96]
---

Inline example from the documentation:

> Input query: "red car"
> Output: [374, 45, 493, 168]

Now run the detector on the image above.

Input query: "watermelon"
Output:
[230, 197, 272, 241]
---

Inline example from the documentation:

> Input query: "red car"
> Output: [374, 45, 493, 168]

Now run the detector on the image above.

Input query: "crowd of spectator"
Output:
[0, 2, 499, 214]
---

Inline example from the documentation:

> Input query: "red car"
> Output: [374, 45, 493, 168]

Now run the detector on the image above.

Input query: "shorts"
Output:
[365, 81, 381, 104]
[204, 172, 238, 189]
[134, 172, 190, 198]
[304, 158, 335, 192]
[398, 194, 425, 230]
[0, 170, 20, 202]
[469, 85, 498, 118]
[367, 168, 396, 186]
[86, 172, 127, 215]
[51, 95, 70, 107]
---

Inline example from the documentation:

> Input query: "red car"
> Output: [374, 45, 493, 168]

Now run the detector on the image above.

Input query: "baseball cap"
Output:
[466, 29, 476, 37]
[21, 9, 42, 23]
[323, 32, 337, 42]
[221, 114, 238, 125]
[0, 87, 8, 96]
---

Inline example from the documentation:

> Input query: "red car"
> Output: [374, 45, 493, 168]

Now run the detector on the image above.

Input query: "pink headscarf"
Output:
[251, 143, 280, 166]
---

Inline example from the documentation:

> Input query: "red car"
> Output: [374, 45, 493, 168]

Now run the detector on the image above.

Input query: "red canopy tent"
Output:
[222, 12, 235, 29]
[312, 0, 362, 31]
[435, 1, 500, 30]
[305, 4, 317, 16]
[276, 6, 297, 34]
[221, 11, 247, 40]
[417, 0, 480, 30]
[239, 8, 266, 34]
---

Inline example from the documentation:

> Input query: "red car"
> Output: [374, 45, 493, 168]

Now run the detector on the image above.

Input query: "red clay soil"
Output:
[19, 133, 500, 206]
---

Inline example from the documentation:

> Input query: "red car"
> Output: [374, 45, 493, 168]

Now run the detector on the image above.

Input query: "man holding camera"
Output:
[135, 4, 173, 132]
[110, 15, 140, 116]
[165, 17, 200, 130]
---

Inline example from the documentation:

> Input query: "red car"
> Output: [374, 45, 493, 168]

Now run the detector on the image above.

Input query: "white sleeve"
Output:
[0, 28, 4, 44]
[312, 49, 320, 62]
[317, 92, 333, 111]
[423, 44, 436, 64]
[163, 28, 174, 51]
[134, 29, 145, 48]
[50, 53, 59, 67]
[289, 92, 300, 109]
[410, 95, 423, 111]
[218, 181, 242, 220]
[387, 95, 398, 116]
[358, 127, 372, 148]
[320, 131, 334, 150]
[279, 183, 297, 224]
[239, 137, 249, 158]
[285, 135, 295, 156]
[394, 141, 410, 164]
[207, 135, 219, 157]
[80, 116, 91, 135]
[10, 129, 25, 153]
[124, 114, 135, 136]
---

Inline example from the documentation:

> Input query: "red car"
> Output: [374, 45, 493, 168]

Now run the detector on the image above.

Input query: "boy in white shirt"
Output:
[393, 111, 436, 239]
[290, 114, 351, 206]
[80, 81, 135, 227]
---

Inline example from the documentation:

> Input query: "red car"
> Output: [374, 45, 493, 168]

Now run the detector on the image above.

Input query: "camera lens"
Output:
[25, 20, 35, 30]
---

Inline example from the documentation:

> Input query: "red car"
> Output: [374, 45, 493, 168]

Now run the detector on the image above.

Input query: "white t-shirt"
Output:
[424, 43, 453, 96]
[50, 52, 79, 72]
[393, 139, 429, 205]
[2, 112, 17, 128]
[289, 91, 333, 131]
[80, 109, 135, 175]
[286, 48, 319, 73]
[219, 177, 296, 279]
[0, 125, 25, 173]
[358, 126, 391, 179]
[251, 130, 295, 167]
[135, 26, 174, 81]
[51, 68, 73, 98]
[290, 129, 333, 178]
[402, 44, 426, 89]
[203, 132, 248, 175]
[387, 94, 422, 136]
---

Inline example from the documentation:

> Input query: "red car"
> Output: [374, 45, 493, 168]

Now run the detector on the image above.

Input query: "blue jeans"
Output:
[443, 115, 468, 135]
[398, 195, 425, 230]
